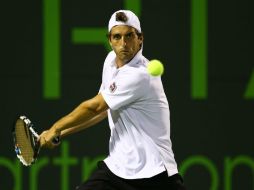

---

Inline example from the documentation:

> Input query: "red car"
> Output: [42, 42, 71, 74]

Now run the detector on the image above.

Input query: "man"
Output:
[39, 10, 186, 190]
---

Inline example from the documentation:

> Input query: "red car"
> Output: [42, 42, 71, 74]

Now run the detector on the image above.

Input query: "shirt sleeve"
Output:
[101, 69, 149, 110]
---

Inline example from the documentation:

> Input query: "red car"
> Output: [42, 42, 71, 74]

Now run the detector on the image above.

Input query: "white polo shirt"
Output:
[100, 49, 178, 179]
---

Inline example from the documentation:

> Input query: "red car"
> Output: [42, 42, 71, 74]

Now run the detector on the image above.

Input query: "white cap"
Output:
[108, 10, 141, 33]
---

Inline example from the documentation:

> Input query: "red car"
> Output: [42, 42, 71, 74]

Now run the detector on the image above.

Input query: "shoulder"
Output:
[127, 56, 149, 80]
[118, 62, 150, 89]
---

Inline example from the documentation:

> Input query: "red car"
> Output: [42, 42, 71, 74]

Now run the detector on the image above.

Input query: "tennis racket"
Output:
[12, 115, 60, 166]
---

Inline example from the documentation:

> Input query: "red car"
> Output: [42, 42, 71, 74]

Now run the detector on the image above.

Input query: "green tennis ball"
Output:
[147, 59, 164, 76]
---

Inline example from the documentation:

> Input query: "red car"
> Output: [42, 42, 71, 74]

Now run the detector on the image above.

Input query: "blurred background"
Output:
[1, 0, 253, 189]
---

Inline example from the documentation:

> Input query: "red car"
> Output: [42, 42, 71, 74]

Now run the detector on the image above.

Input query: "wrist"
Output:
[52, 124, 61, 134]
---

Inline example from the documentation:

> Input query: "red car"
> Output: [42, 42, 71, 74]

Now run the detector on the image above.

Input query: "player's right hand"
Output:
[39, 130, 61, 149]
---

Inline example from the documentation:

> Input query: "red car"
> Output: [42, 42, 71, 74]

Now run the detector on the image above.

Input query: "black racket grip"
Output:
[52, 136, 60, 144]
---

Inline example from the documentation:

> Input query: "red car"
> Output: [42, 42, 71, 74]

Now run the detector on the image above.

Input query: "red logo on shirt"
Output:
[109, 82, 117, 93]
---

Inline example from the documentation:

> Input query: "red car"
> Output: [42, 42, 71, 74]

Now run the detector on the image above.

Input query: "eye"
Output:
[126, 32, 134, 39]
[112, 34, 121, 40]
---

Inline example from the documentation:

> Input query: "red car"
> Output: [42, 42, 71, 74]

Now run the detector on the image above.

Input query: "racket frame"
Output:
[13, 115, 40, 166]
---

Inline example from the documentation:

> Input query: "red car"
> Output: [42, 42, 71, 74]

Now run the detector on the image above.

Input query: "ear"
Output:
[107, 33, 112, 45]
[108, 36, 112, 46]
[138, 35, 143, 45]
[138, 32, 144, 40]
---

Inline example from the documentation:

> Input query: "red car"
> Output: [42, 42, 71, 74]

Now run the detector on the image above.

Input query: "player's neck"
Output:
[115, 56, 135, 68]
[115, 59, 127, 68]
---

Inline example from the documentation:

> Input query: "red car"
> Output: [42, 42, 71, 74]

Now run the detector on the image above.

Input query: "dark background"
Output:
[1, 0, 253, 189]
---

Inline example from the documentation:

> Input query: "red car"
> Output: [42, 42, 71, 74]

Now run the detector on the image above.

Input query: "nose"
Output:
[120, 37, 127, 46]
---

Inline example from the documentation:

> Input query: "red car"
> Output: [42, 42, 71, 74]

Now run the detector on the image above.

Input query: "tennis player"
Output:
[39, 10, 186, 190]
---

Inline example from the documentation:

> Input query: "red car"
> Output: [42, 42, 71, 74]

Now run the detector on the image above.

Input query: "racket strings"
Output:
[15, 119, 35, 165]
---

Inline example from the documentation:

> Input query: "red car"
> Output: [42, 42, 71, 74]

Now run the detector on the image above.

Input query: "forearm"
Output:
[52, 95, 108, 133]
[60, 111, 107, 137]
[39, 94, 108, 147]
[53, 106, 95, 133]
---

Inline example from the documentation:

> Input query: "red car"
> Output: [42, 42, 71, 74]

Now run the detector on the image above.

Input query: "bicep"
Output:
[86, 93, 109, 114]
